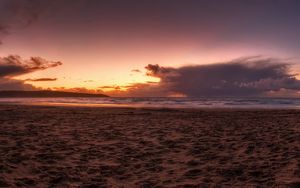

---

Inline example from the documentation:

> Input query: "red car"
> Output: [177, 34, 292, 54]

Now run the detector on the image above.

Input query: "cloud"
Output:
[98, 85, 121, 90]
[117, 57, 300, 97]
[25, 78, 57, 82]
[52, 87, 105, 94]
[101, 82, 169, 97]
[118, 83, 169, 97]
[0, 55, 62, 90]
[0, 55, 62, 77]
[0, 1, 63, 90]
[131, 69, 142, 73]
[0, 78, 35, 91]
[145, 64, 175, 77]
[48, 56, 300, 97]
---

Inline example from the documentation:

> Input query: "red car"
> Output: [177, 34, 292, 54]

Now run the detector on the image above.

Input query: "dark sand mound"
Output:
[0, 105, 299, 187]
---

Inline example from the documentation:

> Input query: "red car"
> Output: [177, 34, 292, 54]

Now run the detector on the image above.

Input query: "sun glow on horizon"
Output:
[1, 0, 300, 97]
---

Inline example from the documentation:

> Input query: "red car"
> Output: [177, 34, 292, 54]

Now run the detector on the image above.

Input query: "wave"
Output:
[0, 97, 300, 109]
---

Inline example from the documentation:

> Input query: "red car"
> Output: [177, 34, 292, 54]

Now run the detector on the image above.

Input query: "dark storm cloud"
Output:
[143, 57, 300, 97]
[0, 55, 62, 90]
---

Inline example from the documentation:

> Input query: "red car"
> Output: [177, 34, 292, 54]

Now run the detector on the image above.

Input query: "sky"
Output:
[1, 0, 300, 97]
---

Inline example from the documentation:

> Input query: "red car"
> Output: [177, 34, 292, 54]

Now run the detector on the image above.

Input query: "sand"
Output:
[0, 105, 299, 187]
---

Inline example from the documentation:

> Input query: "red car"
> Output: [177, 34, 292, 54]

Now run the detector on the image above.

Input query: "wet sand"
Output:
[0, 105, 299, 187]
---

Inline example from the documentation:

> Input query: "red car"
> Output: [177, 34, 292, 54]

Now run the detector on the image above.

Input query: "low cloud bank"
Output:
[111, 57, 300, 97]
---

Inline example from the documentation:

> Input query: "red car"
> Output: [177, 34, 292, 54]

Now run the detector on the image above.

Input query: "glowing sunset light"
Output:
[1, 0, 300, 97]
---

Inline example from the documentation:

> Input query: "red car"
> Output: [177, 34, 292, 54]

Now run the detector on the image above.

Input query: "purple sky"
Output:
[1, 0, 300, 97]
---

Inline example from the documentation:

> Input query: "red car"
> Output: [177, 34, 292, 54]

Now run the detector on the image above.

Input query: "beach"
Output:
[0, 105, 299, 187]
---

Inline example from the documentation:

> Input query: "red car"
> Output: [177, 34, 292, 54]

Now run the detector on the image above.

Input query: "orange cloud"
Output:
[25, 78, 57, 82]
[51, 87, 105, 95]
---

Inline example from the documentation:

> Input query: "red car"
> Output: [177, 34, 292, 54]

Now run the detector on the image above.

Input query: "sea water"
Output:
[0, 97, 300, 109]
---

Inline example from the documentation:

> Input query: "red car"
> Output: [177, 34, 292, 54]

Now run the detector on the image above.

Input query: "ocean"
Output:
[0, 97, 300, 109]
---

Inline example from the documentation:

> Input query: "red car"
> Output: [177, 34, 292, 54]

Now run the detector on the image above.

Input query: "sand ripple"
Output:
[0, 105, 299, 187]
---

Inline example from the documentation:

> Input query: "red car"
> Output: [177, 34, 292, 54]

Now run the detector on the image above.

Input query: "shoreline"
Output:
[1, 102, 300, 111]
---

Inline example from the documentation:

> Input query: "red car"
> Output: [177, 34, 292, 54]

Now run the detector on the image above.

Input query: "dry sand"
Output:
[0, 105, 299, 187]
